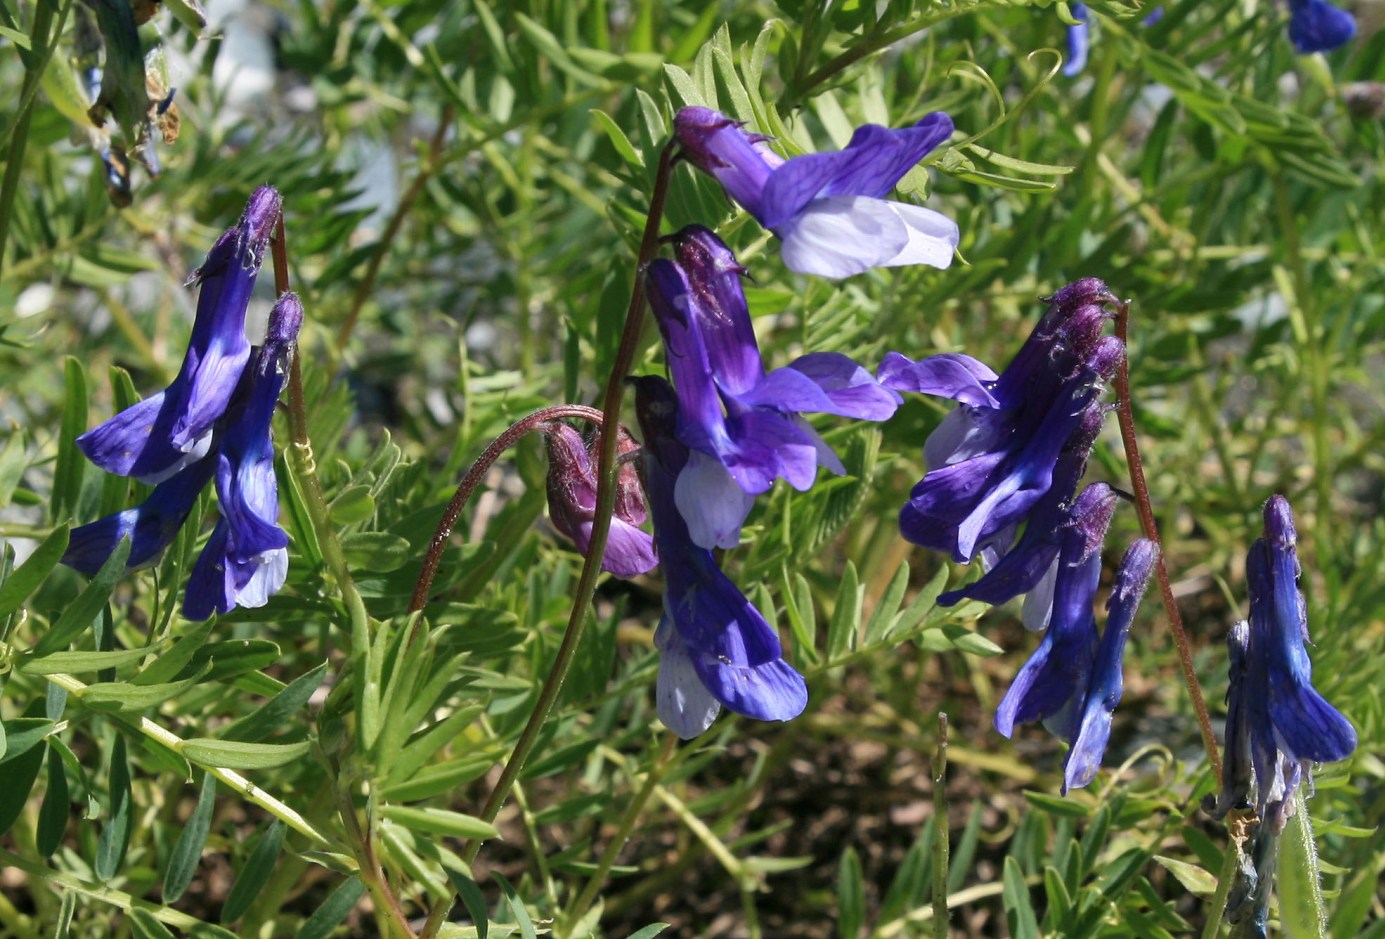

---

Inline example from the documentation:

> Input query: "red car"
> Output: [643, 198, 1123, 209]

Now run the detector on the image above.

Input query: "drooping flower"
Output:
[674, 107, 958, 279]
[183, 293, 301, 620]
[1061, 539, 1157, 792]
[881, 278, 1123, 567]
[633, 375, 808, 739]
[1205, 496, 1355, 831]
[59, 456, 217, 575]
[994, 530, 1157, 793]
[62, 188, 299, 620]
[1287, 0, 1356, 53]
[543, 422, 658, 578]
[646, 225, 901, 549]
[76, 185, 281, 484]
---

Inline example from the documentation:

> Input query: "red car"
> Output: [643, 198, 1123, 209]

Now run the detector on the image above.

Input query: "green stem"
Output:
[273, 216, 415, 936]
[931, 713, 950, 939]
[459, 140, 679, 866]
[562, 734, 678, 934]
[41, 672, 329, 844]
[1113, 299, 1222, 780]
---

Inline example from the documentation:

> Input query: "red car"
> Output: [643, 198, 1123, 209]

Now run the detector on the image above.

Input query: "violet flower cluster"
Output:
[881, 278, 1157, 789]
[61, 186, 298, 620]
[544, 105, 963, 737]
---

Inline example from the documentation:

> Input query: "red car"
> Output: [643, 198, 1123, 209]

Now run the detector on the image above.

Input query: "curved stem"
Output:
[460, 140, 679, 867]
[1112, 299, 1222, 779]
[408, 404, 606, 613]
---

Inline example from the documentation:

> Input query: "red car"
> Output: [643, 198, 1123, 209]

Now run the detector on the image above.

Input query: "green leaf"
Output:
[22, 647, 150, 675]
[863, 560, 909, 646]
[181, 739, 312, 770]
[328, 485, 376, 525]
[163, 773, 217, 903]
[51, 357, 87, 521]
[1279, 789, 1328, 939]
[37, 743, 69, 856]
[1152, 855, 1216, 897]
[95, 734, 132, 880]
[380, 805, 500, 840]
[825, 560, 861, 660]
[33, 537, 131, 656]
[836, 846, 864, 939]
[916, 625, 1004, 656]
[513, 13, 600, 86]
[128, 909, 176, 939]
[1023, 790, 1091, 819]
[625, 927, 670, 939]
[0, 524, 68, 619]
[1002, 856, 1039, 939]
[0, 718, 55, 765]
[0, 733, 45, 836]
[591, 109, 643, 168]
[223, 661, 328, 743]
[491, 872, 537, 939]
[341, 531, 413, 572]
[446, 870, 490, 939]
[221, 819, 285, 923]
[188, 639, 281, 682]
[295, 875, 366, 939]
[132, 620, 214, 685]
[80, 675, 203, 713]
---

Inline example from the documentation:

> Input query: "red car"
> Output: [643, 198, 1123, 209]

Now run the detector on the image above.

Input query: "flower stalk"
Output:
[1112, 298, 1222, 778]
[460, 139, 679, 863]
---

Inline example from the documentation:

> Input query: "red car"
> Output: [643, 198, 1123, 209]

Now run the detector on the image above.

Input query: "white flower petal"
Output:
[675, 452, 755, 550]
[777, 196, 910, 279]
[881, 201, 959, 270]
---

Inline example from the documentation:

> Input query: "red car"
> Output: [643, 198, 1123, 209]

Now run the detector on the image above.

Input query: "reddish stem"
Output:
[408, 405, 606, 613]
[1112, 299, 1222, 780]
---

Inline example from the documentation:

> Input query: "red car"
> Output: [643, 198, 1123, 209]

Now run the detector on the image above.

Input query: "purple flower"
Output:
[937, 439, 1114, 633]
[76, 186, 281, 484]
[543, 422, 658, 578]
[1061, 539, 1157, 792]
[1287, 0, 1356, 53]
[1064, 4, 1091, 76]
[1207, 496, 1355, 831]
[60, 456, 217, 575]
[183, 293, 301, 620]
[882, 278, 1122, 566]
[674, 107, 958, 279]
[633, 375, 808, 739]
[994, 532, 1157, 794]
[62, 190, 298, 620]
[646, 226, 901, 549]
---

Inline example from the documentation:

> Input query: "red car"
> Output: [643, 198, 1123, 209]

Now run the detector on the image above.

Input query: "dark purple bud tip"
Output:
[671, 224, 747, 277]
[1263, 494, 1296, 549]
[1045, 277, 1116, 311]
[673, 107, 740, 163]
[1069, 483, 1119, 561]
[266, 292, 304, 345]
[243, 186, 283, 245]
[614, 426, 647, 525]
[1088, 335, 1126, 380]
[1110, 538, 1159, 611]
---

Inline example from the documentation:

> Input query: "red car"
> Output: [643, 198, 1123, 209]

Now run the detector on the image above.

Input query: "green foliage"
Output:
[1, 0, 1383, 935]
